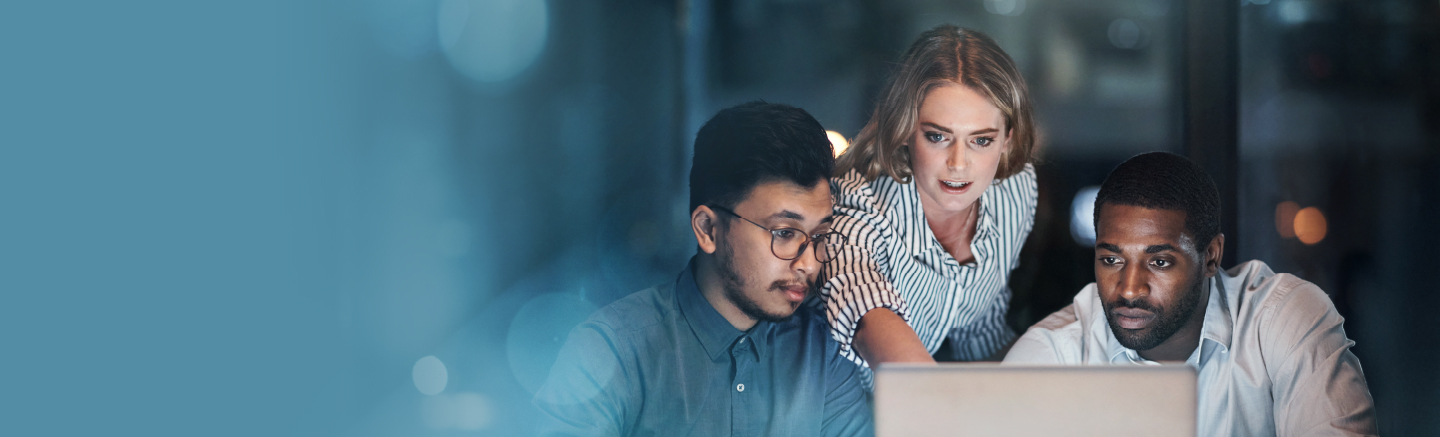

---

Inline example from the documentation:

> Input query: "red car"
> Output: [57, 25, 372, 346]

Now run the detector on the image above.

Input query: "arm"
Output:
[1261, 281, 1377, 436]
[533, 323, 633, 437]
[853, 308, 935, 364]
[821, 174, 932, 367]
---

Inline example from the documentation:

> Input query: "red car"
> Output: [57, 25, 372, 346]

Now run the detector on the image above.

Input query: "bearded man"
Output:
[533, 102, 873, 437]
[1004, 152, 1376, 436]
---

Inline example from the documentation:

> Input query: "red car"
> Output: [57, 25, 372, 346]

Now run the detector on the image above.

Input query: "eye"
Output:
[974, 136, 993, 147]
[1151, 259, 1172, 268]
[772, 228, 800, 241]
[1099, 256, 1121, 266]
[925, 132, 945, 143]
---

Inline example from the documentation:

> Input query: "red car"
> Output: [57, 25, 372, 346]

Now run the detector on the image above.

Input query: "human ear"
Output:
[691, 206, 720, 254]
[1203, 234, 1225, 277]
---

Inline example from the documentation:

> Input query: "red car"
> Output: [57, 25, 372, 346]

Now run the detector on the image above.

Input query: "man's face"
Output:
[713, 180, 833, 322]
[1094, 204, 1207, 352]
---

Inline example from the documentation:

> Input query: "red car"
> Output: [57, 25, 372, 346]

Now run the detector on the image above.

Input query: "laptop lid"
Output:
[874, 363, 1196, 437]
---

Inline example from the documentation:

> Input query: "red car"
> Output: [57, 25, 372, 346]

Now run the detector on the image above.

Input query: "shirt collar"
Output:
[1199, 273, 1233, 352]
[1105, 274, 1233, 364]
[879, 176, 999, 268]
[675, 257, 771, 362]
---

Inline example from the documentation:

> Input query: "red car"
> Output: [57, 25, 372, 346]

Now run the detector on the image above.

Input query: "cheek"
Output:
[908, 143, 942, 176]
[976, 146, 1005, 176]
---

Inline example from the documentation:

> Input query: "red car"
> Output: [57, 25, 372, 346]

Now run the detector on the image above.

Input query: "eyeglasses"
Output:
[709, 205, 847, 263]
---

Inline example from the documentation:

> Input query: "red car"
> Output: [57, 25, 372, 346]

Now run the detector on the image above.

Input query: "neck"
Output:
[919, 196, 978, 256]
[1137, 285, 1210, 362]
[694, 253, 758, 331]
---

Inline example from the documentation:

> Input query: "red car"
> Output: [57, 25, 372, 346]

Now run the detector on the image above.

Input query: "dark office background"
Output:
[2, 0, 1436, 435]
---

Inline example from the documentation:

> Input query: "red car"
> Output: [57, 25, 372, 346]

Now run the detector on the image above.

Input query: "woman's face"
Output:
[908, 84, 1010, 216]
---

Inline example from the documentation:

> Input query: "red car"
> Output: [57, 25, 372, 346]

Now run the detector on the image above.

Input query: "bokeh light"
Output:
[984, 0, 1027, 16]
[1069, 186, 1101, 246]
[506, 292, 599, 394]
[438, 0, 549, 83]
[412, 355, 448, 395]
[826, 130, 850, 157]
[1294, 206, 1328, 245]
[1107, 18, 1142, 49]
[1275, 201, 1299, 238]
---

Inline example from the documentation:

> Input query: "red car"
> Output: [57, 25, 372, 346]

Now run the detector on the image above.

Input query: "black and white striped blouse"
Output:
[820, 164, 1038, 370]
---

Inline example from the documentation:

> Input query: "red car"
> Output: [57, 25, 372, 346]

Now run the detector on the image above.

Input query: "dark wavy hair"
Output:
[689, 101, 834, 212]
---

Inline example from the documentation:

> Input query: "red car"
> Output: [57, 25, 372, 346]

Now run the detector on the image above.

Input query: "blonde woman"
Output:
[822, 25, 1038, 374]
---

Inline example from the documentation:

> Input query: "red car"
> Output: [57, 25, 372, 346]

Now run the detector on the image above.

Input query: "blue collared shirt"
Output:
[533, 258, 874, 437]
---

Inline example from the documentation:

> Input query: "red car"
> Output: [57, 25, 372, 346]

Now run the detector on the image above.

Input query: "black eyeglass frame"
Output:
[708, 205, 847, 263]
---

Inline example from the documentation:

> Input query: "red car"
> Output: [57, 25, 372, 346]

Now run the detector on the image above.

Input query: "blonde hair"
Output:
[836, 25, 1036, 182]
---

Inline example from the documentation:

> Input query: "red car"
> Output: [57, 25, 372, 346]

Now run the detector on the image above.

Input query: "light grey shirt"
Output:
[1004, 260, 1377, 436]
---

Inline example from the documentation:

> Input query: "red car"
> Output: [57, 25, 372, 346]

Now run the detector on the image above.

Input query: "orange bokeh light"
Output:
[826, 130, 850, 157]
[1294, 206, 1328, 245]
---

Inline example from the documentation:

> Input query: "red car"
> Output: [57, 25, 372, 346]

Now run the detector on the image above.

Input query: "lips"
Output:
[781, 285, 808, 303]
[1112, 307, 1156, 330]
[939, 179, 972, 194]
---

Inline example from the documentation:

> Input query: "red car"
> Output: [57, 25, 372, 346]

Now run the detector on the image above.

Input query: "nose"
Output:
[946, 143, 969, 172]
[1117, 262, 1148, 302]
[791, 240, 821, 279]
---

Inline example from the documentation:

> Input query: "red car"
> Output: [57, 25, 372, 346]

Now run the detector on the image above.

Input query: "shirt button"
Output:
[736, 383, 745, 392]
[739, 338, 746, 344]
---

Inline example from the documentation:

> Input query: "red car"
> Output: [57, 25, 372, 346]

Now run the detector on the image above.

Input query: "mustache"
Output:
[1109, 296, 1158, 312]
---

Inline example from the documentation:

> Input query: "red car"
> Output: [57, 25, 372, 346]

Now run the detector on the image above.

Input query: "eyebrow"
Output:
[1145, 244, 1179, 254]
[768, 210, 800, 220]
[920, 122, 952, 134]
[1095, 242, 1181, 254]
[921, 122, 1000, 137]
[768, 211, 836, 226]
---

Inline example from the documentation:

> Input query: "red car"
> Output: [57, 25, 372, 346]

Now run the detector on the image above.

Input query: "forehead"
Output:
[918, 84, 1003, 126]
[735, 179, 832, 219]
[1095, 203, 1191, 248]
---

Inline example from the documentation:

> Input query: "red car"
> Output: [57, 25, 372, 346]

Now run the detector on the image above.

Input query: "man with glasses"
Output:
[533, 102, 873, 437]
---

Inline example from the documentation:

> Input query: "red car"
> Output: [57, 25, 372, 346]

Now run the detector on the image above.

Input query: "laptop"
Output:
[874, 363, 1196, 437]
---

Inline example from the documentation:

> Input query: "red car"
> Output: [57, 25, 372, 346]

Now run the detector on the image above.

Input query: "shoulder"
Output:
[581, 284, 672, 340]
[1225, 260, 1333, 320]
[829, 170, 907, 243]
[1004, 284, 1098, 364]
[831, 169, 906, 217]
[988, 163, 1039, 212]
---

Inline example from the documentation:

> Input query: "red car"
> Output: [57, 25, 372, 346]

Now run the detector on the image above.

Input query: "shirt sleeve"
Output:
[822, 334, 876, 437]
[820, 173, 911, 368]
[1260, 280, 1378, 437]
[533, 321, 634, 437]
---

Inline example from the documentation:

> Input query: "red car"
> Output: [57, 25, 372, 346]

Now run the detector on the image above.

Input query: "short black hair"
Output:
[689, 101, 834, 212]
[1094, 152, 1221, 250]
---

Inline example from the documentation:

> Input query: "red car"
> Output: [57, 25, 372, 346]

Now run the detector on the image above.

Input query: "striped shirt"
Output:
[820, 164, 1038, 372]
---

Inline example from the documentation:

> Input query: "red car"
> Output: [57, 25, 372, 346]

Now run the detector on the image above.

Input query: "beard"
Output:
[1104, 273, 1205, 352]
[714, 233, 815, 323]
